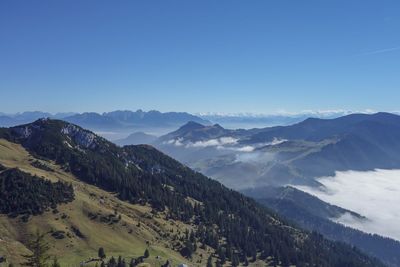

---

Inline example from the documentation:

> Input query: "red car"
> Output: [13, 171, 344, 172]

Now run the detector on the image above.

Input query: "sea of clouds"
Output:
[294, 169, 400, 241]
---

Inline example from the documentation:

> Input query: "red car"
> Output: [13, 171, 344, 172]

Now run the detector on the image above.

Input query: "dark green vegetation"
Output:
[0, 167, 74, 217]
[244, 186, 400, 267]
[0, 119, 387, 267]
[30, 160, 54, 172]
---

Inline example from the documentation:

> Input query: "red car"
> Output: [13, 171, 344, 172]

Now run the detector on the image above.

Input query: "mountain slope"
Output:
[0, 139, 191, 266]
[0, 119, 386, 267]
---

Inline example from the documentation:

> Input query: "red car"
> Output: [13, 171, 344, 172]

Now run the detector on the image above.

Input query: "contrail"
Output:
[361, 46, 400, 55]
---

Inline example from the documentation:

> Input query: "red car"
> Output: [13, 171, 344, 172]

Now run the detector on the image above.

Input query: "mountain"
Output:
[114, 132, 157, 146]
[242, 186, 400, 267]
[0, 119, 385, 267]
[0, 138, 191, 266]
[158, 121, 238, 143]
[156, 112, 400, 187]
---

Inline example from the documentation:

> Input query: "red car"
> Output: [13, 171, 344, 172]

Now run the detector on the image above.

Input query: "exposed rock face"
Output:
[61, 124, 98, 149]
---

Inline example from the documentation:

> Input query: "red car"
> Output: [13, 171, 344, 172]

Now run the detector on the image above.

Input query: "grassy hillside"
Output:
[0, 139, 196, 267]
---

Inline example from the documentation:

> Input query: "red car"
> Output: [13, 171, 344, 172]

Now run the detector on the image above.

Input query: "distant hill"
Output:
[0, 119, 385, 267]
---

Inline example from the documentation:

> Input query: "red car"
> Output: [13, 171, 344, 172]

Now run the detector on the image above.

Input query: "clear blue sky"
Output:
[0, 0, 399, 114]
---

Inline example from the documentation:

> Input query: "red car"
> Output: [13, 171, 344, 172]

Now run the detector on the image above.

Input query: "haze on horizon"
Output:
[1, 0, 400, 114]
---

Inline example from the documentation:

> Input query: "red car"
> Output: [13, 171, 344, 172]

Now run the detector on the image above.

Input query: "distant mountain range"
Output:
[2, 110, 382, 134]
[64, 110, 210, 130]
[0, 110, 210, 139]
[200, 110, 356, 128]
[154, 112, 400, 188]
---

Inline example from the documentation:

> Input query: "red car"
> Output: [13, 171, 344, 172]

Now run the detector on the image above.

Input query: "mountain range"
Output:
[0, 110, 209, 139]
[0, 119, 385, 267]
[155, 112, 400, 188]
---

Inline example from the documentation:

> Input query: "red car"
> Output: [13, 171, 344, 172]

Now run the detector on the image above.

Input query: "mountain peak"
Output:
[10, 119, 103, 150]
[179, 121, 205, 131]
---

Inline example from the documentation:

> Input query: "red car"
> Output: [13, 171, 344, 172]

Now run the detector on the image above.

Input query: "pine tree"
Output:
[232, 254, 240, 267]
[98, 247, 106, 260]
[50, 257, 60, 267]
[117, 256, 126, 267]
[207, 255, 213, 267]
[144, 249, 150, 258]
[21, 231, 50, 267]
[108, 256, 117, 267]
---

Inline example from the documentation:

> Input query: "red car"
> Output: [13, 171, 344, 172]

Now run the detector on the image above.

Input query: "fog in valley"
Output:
[294, 169, 400, 241]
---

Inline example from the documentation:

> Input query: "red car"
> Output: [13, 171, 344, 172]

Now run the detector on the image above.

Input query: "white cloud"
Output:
[164, 138, 184, 146]
[293, 169, 400, 241]
[267, 138, 287, 146]
[186, 137, 239, 148]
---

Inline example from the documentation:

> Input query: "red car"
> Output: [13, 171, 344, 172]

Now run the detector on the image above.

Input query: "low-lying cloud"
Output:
[187, 137, 238, 148]
[294, 169, 400, 241]
[164, 137, 286, 153]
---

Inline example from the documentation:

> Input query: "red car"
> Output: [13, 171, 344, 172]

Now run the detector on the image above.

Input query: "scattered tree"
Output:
[51, 257, 60, 267]
[207, 255, 213, 267]
[21, 230, 50, 267]
[98, 247, 106, 260]
[144, 249, 150, 258]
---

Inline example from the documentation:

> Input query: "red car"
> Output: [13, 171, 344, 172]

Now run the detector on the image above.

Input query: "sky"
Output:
[0, 0, 399, 114]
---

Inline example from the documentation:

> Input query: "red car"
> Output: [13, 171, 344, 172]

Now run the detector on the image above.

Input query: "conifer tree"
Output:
[144, 249, 150, 258]
[21, 231, 50, 267]
[98, 247, 106, 261]
[50, 257, 60, 267]
[206, 255, 213, 267]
